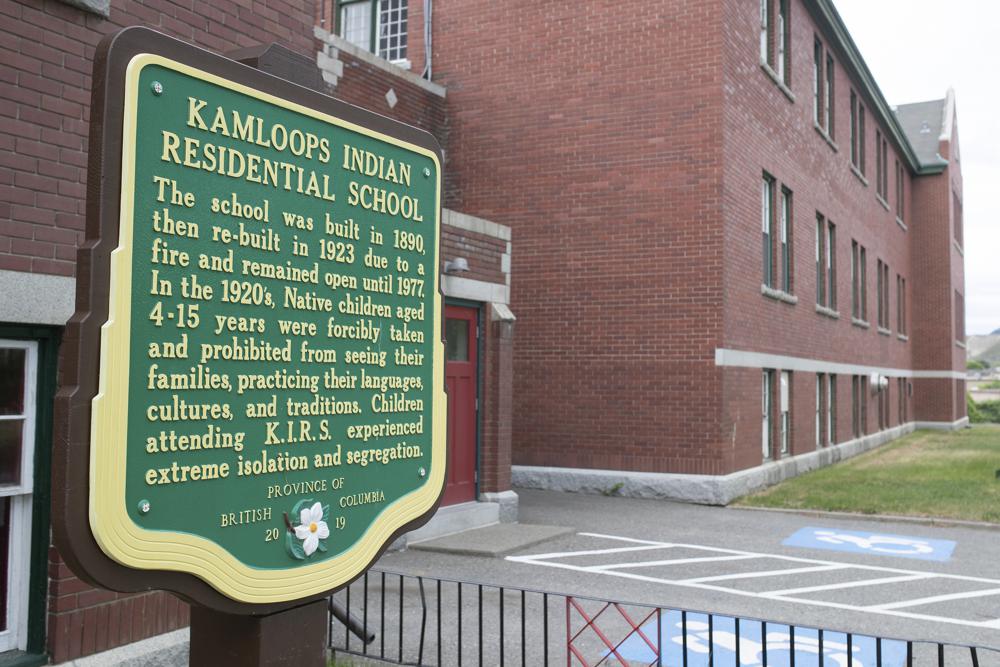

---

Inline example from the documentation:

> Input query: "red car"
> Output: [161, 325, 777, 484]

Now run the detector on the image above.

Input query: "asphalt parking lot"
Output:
[354, 489, 1000, 665]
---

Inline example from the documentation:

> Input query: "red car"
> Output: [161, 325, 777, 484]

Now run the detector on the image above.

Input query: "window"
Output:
[851, 376, 859, 437]
[825, 53, 835, 138]
[338, 0, 409, 63]
[858, 102, 866, 174]
[780, 371, 791, 455]
[760, 0, 771, 66]
[815, 374, 824, 447]
[851, 241, 861, 319]
[850, 91, 858, 167]
[898, 378, 908, 423]
[816, 214, 835, 310]
[895, 160, 905, 222]
[897, 274, 906, 335]
[851, 241, 867, 322]
[955, 290, 965, 342]
[0, 341, 38, 652]
[850, 91, 866, 174]
[762, 370, 774, 460]
[780, 187, 793, 293]
[953, 191, 963, 246]
[877, 380, 889, 430]
[827, 222, 836, 311]
[882, 261, 890, 329]
[875, 133, 889, 201]
[813, 39, 834, 136]
[852, 374, 868, 437]
[828, 374, 836, 445]
[761, 0, 790, 84]
[776, 0, 789, 83]
[762, 174, 775, 287]
[816, 374, 835, 447]
[813, 39, 823, 127]
[876, 260, 890, 329]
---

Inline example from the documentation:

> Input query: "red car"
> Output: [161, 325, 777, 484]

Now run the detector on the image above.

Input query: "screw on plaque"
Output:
[151, 81, 164, 95]
[418, 467, 426, 478]
[137, 499, 151, 515]
[422, 167, 431, 177]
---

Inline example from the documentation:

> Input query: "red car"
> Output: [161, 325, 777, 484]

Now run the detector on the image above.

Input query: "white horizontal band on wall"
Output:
[715, 348, 965, 380]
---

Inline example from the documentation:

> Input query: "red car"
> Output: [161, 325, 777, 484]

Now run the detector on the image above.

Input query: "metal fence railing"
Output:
[329, 569, 1000, 666]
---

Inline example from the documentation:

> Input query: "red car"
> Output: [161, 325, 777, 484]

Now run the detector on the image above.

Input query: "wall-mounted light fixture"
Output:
[444, 257, 470, 275]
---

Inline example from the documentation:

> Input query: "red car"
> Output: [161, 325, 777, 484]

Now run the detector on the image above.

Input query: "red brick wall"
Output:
[48, 548, 189, 663]
[431, 0, 729, 475]
[325, 49, 447, 141]
[717, 0, 963, 468]
[0, 0, 315, 281]
[1, 0, 315, 661]
[440, 226, 505, 285]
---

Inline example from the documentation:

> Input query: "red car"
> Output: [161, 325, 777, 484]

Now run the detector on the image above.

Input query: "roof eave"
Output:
[805, 0, 945, 175]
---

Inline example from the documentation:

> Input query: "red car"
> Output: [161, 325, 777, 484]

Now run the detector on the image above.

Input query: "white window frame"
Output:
[815, 374, 822, 448]
[0, 339, 37, 653]
[780, 371, 790, 455]
[827, 374, 835, 445]
[776, 0, 787, 81]
[339, 0, 410, 66]
[762, 370, 773, 460]
[760, 0, 770, 65]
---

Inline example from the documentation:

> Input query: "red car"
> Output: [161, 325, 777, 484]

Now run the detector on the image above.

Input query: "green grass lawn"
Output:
[736, 425, 1000, 523]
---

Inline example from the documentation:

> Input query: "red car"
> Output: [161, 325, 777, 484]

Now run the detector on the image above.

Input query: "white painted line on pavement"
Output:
[576, 532, 1000, 585]
[592, 554, 759, 571]
[869, 587, 1000, 611]
[765, 573, 933, 597]
[512, 543, 671, 561]
[680, 563, 850, 584]
[507, 532, 1000, 631]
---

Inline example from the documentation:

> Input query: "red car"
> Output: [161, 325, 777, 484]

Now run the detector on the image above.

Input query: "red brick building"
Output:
[0, 0, 964, 663]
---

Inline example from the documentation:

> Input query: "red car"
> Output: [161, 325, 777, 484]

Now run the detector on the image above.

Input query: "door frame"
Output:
[444, 299, 482, 502]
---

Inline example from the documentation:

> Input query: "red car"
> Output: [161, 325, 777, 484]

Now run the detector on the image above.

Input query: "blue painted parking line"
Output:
[612, 611, 908, 666]
[783, 527, 956, 562]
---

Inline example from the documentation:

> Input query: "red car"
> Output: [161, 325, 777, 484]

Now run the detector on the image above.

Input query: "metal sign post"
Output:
[53, 26, 446, 665]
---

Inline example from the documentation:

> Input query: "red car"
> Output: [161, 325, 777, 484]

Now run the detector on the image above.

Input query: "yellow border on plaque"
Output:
[89, 53, 446, 604]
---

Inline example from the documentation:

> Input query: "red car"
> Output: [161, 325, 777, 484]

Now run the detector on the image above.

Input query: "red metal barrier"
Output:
[566, 596, 660, 666]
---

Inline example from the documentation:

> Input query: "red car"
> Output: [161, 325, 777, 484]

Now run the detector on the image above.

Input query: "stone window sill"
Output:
[815, 304, 840, 319]
[851, 317, 870, 329]
[876, 194, 890, 212]
[897, 333, 909, 342]
[956, 340, 967, 349]
[877, 326, 892, 337]
[953, 239, 964, 256]
[761, 284, 798, 304]
[895, 217, 907, 232]
[851, 164, 869, 187]
[760, 63, 796, 102]
[813, 123, 838, 152]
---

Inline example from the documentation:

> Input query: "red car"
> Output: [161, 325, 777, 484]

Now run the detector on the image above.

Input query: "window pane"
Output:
[341, 3, 372, 51]
[445, 318, 469, 361]
[0, 349, 25, 416]
[378, 0, 408, 61]
[0, 421, 23, 486]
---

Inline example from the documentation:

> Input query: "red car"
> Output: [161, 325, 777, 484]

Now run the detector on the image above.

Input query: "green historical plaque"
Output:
[54, 29, 446, 610]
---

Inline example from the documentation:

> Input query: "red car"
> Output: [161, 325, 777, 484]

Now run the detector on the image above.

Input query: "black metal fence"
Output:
[329, 569, 1000, 666]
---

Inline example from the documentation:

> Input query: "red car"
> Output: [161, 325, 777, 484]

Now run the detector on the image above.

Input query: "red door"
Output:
[443, 305, 478, 505]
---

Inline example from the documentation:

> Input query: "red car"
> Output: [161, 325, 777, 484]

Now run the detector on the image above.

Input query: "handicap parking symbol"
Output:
[612, 612, 908, 666]
[783, 527, 955, 562]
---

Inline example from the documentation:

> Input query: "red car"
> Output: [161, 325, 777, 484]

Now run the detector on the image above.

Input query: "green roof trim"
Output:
[804, 0, 948, 176]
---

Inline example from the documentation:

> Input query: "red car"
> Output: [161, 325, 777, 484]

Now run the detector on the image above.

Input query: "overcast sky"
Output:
[833, 0, 998, 336]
